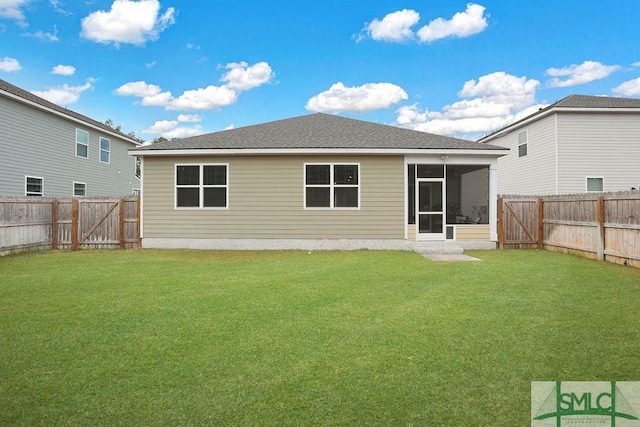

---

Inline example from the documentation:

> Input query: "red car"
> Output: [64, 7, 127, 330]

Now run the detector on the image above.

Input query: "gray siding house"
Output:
[0, 78, 141, 197]
[479, 94, 640, 195]
[130, 113, 508, 250]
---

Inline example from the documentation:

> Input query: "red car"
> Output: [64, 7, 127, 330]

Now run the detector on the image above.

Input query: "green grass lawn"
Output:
[1, 249, 639, 426]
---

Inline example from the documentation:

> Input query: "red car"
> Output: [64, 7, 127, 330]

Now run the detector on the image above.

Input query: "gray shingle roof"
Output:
[0, 78, 139, 144]
[135, 113, 505, 152]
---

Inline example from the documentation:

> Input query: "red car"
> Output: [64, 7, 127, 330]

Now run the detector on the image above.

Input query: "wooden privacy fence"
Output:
[498, 192, 640, 268]
[0, 196, 140, 256]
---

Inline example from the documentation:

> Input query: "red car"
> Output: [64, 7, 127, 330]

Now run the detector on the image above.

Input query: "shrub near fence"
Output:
[498, 191, 640, 268]
[0, 196, 140, 256]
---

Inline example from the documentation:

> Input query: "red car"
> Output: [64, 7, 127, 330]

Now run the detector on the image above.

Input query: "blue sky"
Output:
[2, 0, 640, 142]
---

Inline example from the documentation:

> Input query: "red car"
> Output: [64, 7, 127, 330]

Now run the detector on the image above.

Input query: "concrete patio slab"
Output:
[421, 253, 482, 262]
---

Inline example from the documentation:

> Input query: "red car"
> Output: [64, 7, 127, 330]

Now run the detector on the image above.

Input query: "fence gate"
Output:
[497, 198, 543, 249]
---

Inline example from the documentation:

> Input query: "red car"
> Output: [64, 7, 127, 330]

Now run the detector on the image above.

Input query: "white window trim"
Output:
[76, 129, 89, 159]
[73, 182, 87, 197]
[25, 175, 44, 196]
[303, 163, 361, 210]
[99, 137, 110, 164]
[174, 163, 229, 210]
[586, 176, 604, 193]
[517, 130, 528, 158]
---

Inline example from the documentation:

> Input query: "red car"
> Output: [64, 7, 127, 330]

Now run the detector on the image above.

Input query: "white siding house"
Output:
[479, 95, 640, 195]
[0, 78, 141, 197]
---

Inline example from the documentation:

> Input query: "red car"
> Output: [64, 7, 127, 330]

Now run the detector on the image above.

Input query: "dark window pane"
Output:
[100, 138, 110, 151]
[26, 178, 42, 193]
[203, 165, 226, 185]
[74, 183, 86, 196]
[177, 166, 200, 185]
[306, 187, 330, 207]
[407, 165, 415, 224]
[417, 165, 444, 178]
[418, 182, 442, 212]
[204, 187, 226, 207]
[100, 150, 109, 163]
[306, 165, 330, 185]
[334, 165, 358, 185]
[77, 143, 88, 158]
[177, 188, 199, 207]
[518, 143, 527, 157]
[334, 187, 358, 207]
[419, 214, 443, 233]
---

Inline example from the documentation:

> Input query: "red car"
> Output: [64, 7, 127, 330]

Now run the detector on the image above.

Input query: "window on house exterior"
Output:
[74, 182, 86, 197]
[25, 176, 43, 196]
[305, 164, 359, 209]
[586, 177, 604, 192]
[175, 164, 228, 208]
[76, 129, 88, 158]
[99, 137, 110, 163]
[518, 130, 528, 157]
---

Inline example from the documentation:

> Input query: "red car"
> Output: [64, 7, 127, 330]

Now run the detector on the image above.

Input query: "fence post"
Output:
[71, 199, 79, 251]
[596, 195, 605, 261]
[497, 197, 504, 249]
[51, 199, 59, 250]
[119, 199, 125, 249]
[537, 198, 544, 250]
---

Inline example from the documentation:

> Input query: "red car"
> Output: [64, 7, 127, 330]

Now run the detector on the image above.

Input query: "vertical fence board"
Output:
[499, 192, 640, 268]
[0, 196, 140, 256]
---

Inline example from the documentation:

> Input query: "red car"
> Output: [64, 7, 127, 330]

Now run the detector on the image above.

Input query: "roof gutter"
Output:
[129, 147, 510, 157]
[1, 89, 141, 146]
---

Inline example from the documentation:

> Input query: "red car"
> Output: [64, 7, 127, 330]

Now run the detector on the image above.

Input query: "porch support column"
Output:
[489, 162, 499, 241]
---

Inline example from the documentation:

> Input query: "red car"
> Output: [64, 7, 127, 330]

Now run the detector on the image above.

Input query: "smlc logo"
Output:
[532, 382, 640, 427]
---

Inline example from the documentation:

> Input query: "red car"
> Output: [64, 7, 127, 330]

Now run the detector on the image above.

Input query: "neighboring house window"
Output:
[76, 129, 88, 158]
[517, 130, 528, 157]
[175, 164, 228, 209]
[100, 137, 110, 163]
[586, 177, 604, 192]
[25, 176, 43, 196]
[74, 182, 86, 197]
[305, 163, 359, 209]
[132, 188, 140, 196]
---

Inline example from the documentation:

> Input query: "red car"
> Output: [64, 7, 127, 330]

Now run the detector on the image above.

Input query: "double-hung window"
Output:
[305, 164, 359, 209]
[175, 164, 228, 209]
[25, 176, 43, 196]
[100, 137, 110, 163]
[76, 129, 88, 158]
[74, 182, 86, 197]
[517, 130, 528, 157]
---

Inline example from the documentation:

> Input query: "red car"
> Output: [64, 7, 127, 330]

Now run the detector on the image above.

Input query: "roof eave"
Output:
[129, 147, 509, 157]
[1, 89, 142, 146]
[479, 105, 640, 143]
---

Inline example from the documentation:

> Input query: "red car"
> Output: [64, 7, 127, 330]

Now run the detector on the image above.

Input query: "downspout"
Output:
[554, 113, 559, 195]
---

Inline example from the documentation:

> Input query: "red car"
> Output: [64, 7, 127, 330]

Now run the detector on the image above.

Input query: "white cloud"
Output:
[417, 3, 488, 43]
[0, 0, 29, 27]
[633, 62, 640, 68]
[142, 118, 204, 139]
[546, 60, 621, 87]
[394, 71, 545, 138]
[224, 124, 235, 130]
[168, 85, 237, 111]
[177, 114, 202, 123]
[306, 82, 408, 113]
[81, 0, 176, 46]
[50, 0, 72, 16]
[0, 56, 22, 73]
[51, 64, 75, 75]
[145, 60, 157, 68]
[115, 62, 272, 111]
[358, 9, 420, 43]
[23, 26, 59, 41]
[612, 77, 640, 96]
[30, 80, 94, 106]
[220, 61, 274, 91]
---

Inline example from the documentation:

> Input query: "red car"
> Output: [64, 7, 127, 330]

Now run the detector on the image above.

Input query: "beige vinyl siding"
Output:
[455, 225, 490, 240]
[489, 114, 556, 195]
[557, 112, 640, 193]
[0, 95, 138, 196]
[143, 155, 405, 239]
